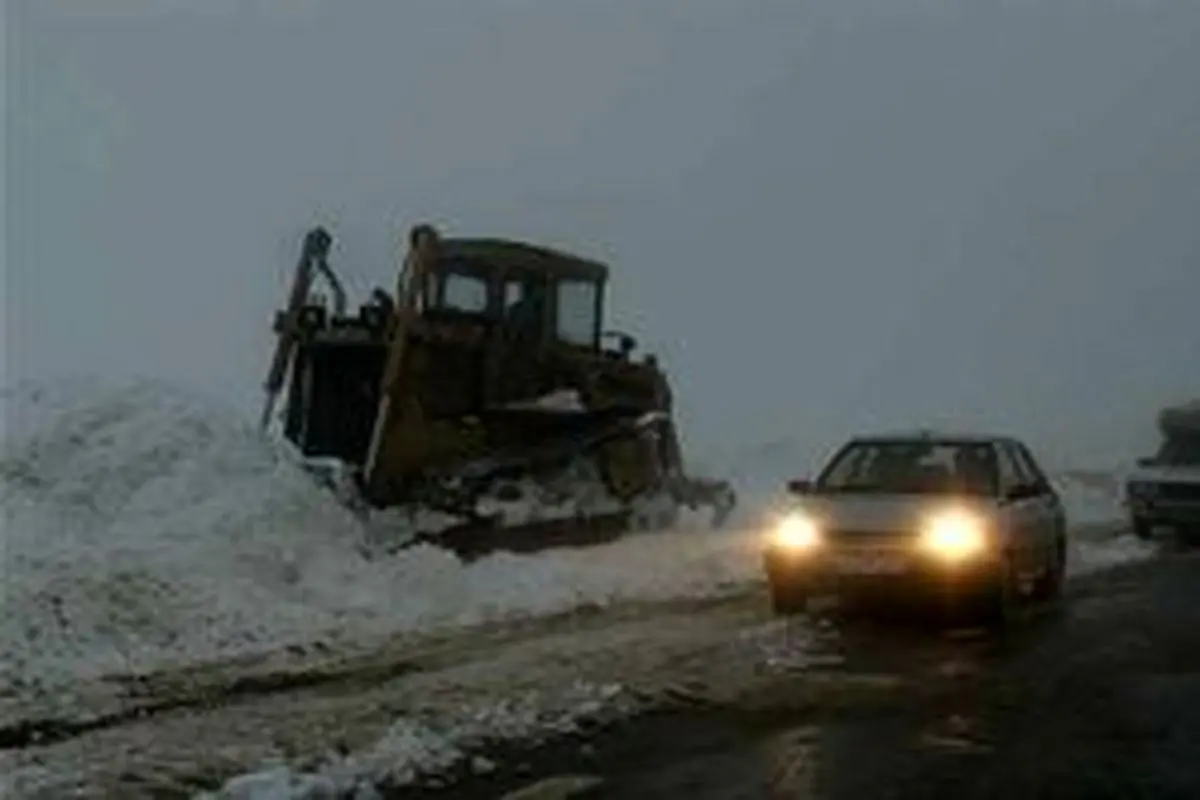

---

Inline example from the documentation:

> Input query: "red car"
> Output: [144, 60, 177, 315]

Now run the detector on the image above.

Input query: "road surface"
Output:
[1, 526, 1168, 800]
[423, 548, 1200, 800]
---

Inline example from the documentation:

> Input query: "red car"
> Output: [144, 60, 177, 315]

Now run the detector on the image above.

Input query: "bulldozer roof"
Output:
[436, 237, 609, 283]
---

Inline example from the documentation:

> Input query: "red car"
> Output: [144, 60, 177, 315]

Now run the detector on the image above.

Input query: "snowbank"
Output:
[2, 378, 399, 689]
[0, 379, 752, 695]
[1049, 471, 1155, 576]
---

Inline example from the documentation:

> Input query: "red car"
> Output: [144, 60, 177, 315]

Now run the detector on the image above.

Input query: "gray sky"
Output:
[7, 0, 1200, 467]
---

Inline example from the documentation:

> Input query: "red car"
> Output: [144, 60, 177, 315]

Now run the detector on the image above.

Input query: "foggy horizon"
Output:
[7, 0, 1200, 469]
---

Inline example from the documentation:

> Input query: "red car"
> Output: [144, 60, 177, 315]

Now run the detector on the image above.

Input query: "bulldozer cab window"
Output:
[555, 279, 600, 347]
[505, 279, 547, 336]
[504, 280, 524, 312]
[436, 272, 489, 313]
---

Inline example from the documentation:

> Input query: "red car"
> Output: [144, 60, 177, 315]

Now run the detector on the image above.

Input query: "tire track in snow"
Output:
[0, 593, 756, 751]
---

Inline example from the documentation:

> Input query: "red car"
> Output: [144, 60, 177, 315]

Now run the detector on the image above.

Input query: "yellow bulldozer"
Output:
[261, 224, 735, 557]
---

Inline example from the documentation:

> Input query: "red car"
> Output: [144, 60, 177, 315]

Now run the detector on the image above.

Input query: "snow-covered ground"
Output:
[0, 378, 1143, 699]
[0, 378, 1156, 799]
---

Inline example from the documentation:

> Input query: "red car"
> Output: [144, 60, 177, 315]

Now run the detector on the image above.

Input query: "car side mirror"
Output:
[602, 330, 638, 358]
[786, 478, 813, 495]
[1004, 483, 1035, 501]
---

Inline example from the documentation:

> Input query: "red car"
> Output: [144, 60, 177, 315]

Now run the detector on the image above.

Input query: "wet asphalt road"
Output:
[578, 550, 1200, 800]
[413, 548, 1200, 800]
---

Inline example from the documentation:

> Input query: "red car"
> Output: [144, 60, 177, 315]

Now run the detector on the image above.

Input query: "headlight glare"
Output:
[774, 513, 821, 550]
[919, 510, 987, 560]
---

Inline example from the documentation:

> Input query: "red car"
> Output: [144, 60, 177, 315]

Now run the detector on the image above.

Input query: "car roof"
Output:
[848, 429, 1018, 446]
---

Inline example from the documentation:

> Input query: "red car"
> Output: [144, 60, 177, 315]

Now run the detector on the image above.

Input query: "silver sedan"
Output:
[762, 432, 1067, 627]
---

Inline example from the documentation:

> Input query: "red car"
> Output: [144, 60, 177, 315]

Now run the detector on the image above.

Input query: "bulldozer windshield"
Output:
[420, 257, 604, 350]
[503, 276, 604, 348]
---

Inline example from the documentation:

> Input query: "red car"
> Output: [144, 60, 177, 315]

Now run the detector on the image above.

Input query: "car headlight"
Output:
[919, 510, 987, 561]
[1126, 481, 1157, 498]
[772, 513, 822, 550]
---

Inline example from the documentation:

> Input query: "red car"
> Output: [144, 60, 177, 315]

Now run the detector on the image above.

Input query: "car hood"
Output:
[1126, 465, 1200, 486]
[793, 493, 995, 531]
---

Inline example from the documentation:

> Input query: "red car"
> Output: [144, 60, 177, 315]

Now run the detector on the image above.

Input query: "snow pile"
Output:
[1054, 468, 1154, 575]
[0, 379, 752, 694]
[196, 681, 633, 800]
[1, 378, 410, 689]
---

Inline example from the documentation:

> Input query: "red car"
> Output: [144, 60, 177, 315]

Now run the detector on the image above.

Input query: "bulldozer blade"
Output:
[415, 511, 633, 562]
[259, 391, 278, 433]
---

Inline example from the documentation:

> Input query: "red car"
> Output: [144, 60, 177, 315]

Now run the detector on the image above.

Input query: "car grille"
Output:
[827, 528, 915, 547]
[1156, 482, 1200, 502]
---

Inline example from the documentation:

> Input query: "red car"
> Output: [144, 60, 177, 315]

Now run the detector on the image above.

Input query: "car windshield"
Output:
[1156, 435, 1200, 466]
[816, 440, 999, 496]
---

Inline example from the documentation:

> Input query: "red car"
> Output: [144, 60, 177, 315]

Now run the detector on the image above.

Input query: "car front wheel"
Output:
[1031, 535, 1067, 602]
[1175, 524, 1200, 547]
[1133, 517, 1154, 540]
[971, 554, 1019, 630]
[769, 579, 809, 616]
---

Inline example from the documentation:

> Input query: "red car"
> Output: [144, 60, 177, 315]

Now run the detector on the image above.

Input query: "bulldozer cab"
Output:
[415, 237, 607, 353]
[393, 235, 632, 419]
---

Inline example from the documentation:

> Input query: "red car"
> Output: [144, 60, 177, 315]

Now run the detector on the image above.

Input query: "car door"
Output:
[1011, 441, 1066, 554]
[994, 442, 1041, 578]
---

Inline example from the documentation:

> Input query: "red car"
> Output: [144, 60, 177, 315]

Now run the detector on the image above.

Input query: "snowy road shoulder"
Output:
[0, 516, 1149, 750]
[0, 596, 782, 800]
[0, 524, 1159, 800]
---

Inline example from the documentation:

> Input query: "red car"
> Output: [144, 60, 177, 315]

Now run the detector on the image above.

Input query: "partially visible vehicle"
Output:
[262, 224, 735, 558]
[762, 432, 1067, 627]
[1125, 401, 1200, 541]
